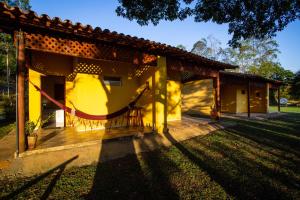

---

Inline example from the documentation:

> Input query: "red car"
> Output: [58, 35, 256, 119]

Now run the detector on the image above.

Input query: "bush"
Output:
[3, 95, 16, 121]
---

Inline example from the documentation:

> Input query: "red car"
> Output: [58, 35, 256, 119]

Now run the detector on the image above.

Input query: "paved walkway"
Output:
[0, 117, 233, 178]
[0, 130, 16, 170]
[222, 112, 286, 120]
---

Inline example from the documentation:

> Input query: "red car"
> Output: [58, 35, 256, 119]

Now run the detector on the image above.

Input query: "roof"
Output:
[220, 71, 282, 85]
[0, 2, 237, 70]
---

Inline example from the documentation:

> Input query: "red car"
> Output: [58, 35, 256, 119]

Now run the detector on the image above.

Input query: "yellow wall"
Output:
[221, 82, 268, 113]
[167, 80, 181, 121]
[167, 69, 181, 121]
[221, 84, 237, 113]
[30, 51, 73, 76]
[154, 56, 167, 133]
[182, 79, 214, 116]
[28, 69, 42, 128]
[29, 52, 171, 133]
[236, 85, 248, 113]
[65, 58, 147, 131]
[250, 83, 268, 113]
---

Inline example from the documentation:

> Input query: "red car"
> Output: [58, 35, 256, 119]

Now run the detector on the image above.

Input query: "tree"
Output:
[222, 37, 280, 73]
[290, 71, 300, 100]
[1, 0, 31, 10]
[0, 0, 30, 96]
[176, 44, 187, 50]
[191, 35, 222, 60]
[116, 0, 300, 46]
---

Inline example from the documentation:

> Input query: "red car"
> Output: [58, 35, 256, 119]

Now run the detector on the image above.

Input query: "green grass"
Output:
[270, 105, 300, 113]
[0, 121, 15, 139]
[0, 101, 15, 139]
[0, 114, 300, 199]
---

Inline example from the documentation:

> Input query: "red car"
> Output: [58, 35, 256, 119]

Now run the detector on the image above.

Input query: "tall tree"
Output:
[1, 0, 31, 10]
[191, 35, 222, 61]
[290, 71, 300, 100]
[176, 44, 187, 50]
[222, 37, 280, 73]
[0, 0, 31, 96]
[116, 0, 300, 46]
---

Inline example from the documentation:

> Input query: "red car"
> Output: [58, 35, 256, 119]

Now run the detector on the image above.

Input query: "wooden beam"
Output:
[247, 80, 251, 118]
[16, 31, 26, 153]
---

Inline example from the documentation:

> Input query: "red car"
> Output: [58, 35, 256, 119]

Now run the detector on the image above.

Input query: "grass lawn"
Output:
[1, 113, 300, 199]
[0, 121, 15, 139]
[0, 101, 15, 139]
[270, 105, 300, 113]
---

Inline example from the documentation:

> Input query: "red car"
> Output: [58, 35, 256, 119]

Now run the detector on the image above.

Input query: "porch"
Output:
[34, 126, 153, 151]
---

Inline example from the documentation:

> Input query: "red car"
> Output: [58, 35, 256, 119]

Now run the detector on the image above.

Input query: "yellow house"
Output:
[0, 3, 236, 153]
[181, 71, 281, 118]
[220, 71, 282, 116]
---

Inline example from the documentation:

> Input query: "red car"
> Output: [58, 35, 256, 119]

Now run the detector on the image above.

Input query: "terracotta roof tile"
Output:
[0, 2, 237, 69]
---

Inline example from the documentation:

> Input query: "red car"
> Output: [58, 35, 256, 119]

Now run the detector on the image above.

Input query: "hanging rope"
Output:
[28, 79, 149, 120]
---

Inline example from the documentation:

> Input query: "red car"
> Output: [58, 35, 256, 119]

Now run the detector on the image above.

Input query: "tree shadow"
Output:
[86, 136, 180, 200]
[2, 155, 78, 200]
[162, 122, 299, 200]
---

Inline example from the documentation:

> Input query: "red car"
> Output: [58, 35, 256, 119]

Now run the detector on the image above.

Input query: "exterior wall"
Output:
[65, 58, 144, 131]
[167, 70, 181, 121]
[154, 56, 167, 133]
[30, 51, 73, 76]
[28, 69, 42, 128]
[137, 56, 168, 133]
[220, 82, 269, 114]
[182, 79, 214, 116]
[28, 52, 170, 133]
[221, 84, 237, 113]
[250, 83, 268, 113]
[236, 85, 248, 113]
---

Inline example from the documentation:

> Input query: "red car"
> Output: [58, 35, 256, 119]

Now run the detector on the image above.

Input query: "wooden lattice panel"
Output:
[24, 33, 157, 66]
[134, 65, 150, 78]
[75, 62, 103, 75]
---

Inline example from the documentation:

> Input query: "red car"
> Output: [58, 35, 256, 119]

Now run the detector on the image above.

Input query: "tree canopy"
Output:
[290, 71, 300, 100]
[116, 0, 300, 46]
[0, 0, 30, 94]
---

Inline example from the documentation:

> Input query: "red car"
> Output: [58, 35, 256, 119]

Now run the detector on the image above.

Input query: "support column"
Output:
[277, 87, 280, 112]
[155, 56, 167, 134]
[247, 80, 251, 118]
[16, 31, 26, 153]
[213, 74, 221, 120]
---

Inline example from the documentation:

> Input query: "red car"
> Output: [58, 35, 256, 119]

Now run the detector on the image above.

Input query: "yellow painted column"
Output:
[154, 56, 167, 134]
[29, 69, 42, 128]
[167, 80, 181, 121]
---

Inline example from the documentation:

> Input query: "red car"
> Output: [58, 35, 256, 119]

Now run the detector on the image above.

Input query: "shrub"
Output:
[3, 95, 16, 121]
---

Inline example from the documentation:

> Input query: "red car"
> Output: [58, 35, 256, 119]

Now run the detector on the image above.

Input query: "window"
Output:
[103, 76, 122, 86]
[54, 84, 65, 100]
[241, 90, 246, 95]
[256, 92, 260, 97]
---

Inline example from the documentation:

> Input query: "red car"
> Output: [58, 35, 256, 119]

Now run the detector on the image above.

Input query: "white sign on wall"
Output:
[55, 109, 64, 127]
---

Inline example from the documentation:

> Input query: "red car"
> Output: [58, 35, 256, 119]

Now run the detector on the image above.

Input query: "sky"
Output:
[30, 0, 300, 73]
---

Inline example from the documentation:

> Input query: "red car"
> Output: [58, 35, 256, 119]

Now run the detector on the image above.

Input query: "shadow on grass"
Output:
[86, 137, 180, 200]
[1, 155, 78, 200]
[162, 113, 300, 199]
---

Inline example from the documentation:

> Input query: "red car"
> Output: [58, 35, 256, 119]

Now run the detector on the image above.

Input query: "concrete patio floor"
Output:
[34, 126, 153, 150]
